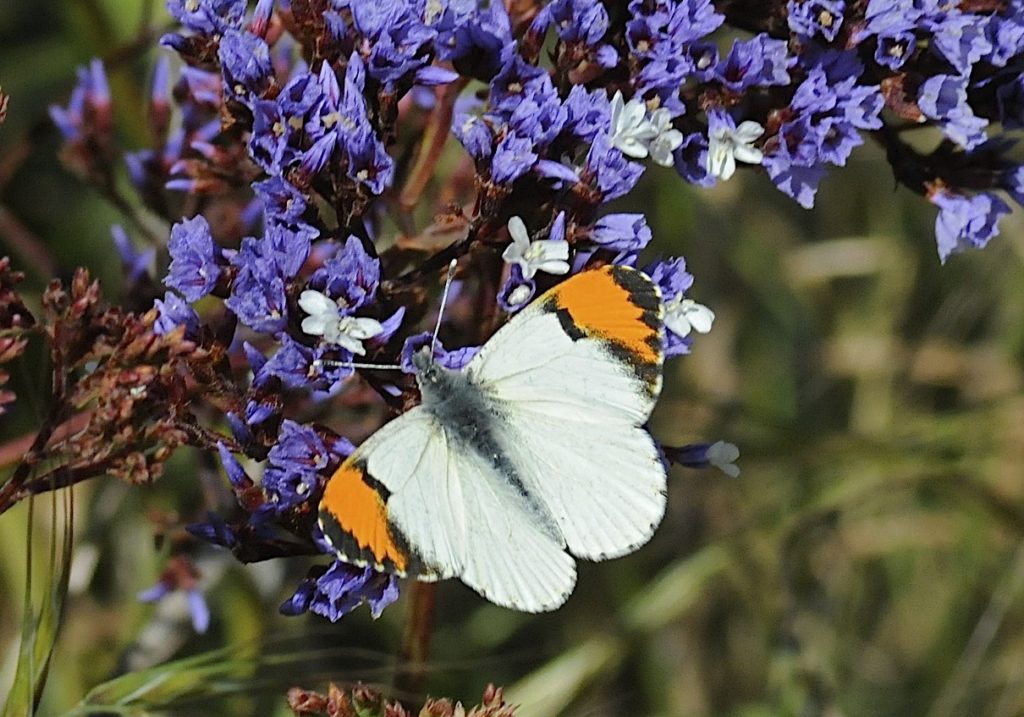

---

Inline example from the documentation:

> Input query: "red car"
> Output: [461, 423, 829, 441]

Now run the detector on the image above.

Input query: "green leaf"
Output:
[2, 488, 74, 717]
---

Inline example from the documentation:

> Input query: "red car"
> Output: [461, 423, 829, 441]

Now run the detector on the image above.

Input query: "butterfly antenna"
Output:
[313, 359, 404, 371]
[430, 259, 459, 355]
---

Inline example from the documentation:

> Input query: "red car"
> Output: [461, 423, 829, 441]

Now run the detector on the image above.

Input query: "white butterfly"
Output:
[318, 265, 667, 612]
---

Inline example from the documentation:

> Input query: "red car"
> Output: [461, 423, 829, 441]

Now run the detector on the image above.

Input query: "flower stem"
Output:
[396, 581, 437, 699]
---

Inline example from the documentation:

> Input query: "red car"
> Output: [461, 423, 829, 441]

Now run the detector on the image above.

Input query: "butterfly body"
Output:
[319, 265, 667, 612]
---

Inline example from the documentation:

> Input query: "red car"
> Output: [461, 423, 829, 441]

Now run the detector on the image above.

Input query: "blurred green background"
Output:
[4, 2, 1024, 716]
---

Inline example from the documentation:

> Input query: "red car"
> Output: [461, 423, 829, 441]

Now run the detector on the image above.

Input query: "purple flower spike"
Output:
[787, 0, 845, 42]
[918, 75, 989, 151]
[261, 420, 330, 511]
[187, 588, 211, 633]
[715, 34, 791, 92]
[166, 215, 222, 302]
[49, 59, 111, 143]
[111, 225, 154, 283]
[590, 214, 653, 253]
[931, 190, 1011, 263]
[281, 562, 400, 621]
[217, 443, 253, 490]
[587, 132, 645, 201]
[664, 441, 741, 477]
[308, 236, 381, 312]
[531, 0, 610, 46]
[492, 133, 539, 184]
[219, 29, 273, 103]
[167, 0, 246, 35]
[153, 292, 200, 337]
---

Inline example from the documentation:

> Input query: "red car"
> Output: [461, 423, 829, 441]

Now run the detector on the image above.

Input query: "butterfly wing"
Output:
[466, 265, 668, 561]
[319, 406, 577, 611]
[318, 406, 457, 579]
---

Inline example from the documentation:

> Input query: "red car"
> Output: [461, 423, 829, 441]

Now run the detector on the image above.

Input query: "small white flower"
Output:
[706, 118, 764, 180]
[609, 91, 658, 159]
[501, 216, 570, 280]
[646, 108, 684, 167]
[299, 289, 383, 356]
[664, 295, 715, 338]
[706, 441, 741, 478]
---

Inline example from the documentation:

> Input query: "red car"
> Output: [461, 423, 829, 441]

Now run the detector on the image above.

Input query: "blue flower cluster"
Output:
[45, 0, 1024, 623]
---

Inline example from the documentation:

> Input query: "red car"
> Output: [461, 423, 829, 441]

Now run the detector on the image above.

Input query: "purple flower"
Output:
[308, 236, 381, 312]
[256, 334, 355, 390]
[452, 113, 494, 162]
[400, 333, 481, 372]
[187, 512, 238, 548]
[262, 420, 330, 510]
[875, 29, 916, 69]
[492, 133, 538, 184]
[531, 0, 609, 45]
[153, 291, 200, 337]
[249, 100, 292, 175]
[927, 11, 992, 76]
[138, 555, 212, 633]
[219, 29, 273, 103]
[349, 0, 451, 91]
[111, 225, 154, 283]
[563, 86, 611, 143]
[432, 0, 513, 80]
[674, 131, 714, 187]
[586, 132, 645, 201]
[787, 0, 845, 42]
[985, 7, 1024, 67]
[645, 256, 700, 357]
[254, 176, 312, 230]
[217, 442, 255, 491]
[763, 121, 829, 209]
[715, 34, 790, 92]
[931, 190, 1011, 262]
[49, 59, 111, 143]
[624, 0, 723, 112]
[664, 441, 741, 477]
[489, 48, 548, 114]
[589, 213, 653, 253]
[918, 74, 989, 151]
[343, 127, 395, 194]
[647, 255, 695, 301]
[280, 562, 399, 621]
[666, 0, 725, 44]
[166, 215, 222, 302]
[166, 0, 246, 35]
[226, 226, 311, 334]
[251, 0, 274, 36]
[507, 75, 567, 150]
[1005, 165, 1024, 207]
[225, 396, 277, 445]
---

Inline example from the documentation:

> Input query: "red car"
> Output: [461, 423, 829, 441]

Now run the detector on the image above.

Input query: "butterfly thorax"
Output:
[412, 348, 489, 445]
[412, 347, 562, 541]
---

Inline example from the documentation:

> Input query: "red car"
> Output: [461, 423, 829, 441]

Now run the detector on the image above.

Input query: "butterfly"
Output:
[318, 264, 667, 612]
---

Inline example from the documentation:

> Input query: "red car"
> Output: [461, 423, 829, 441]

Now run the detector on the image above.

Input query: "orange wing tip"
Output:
[319, 462, 410, 574]
[542, 265, 665, 390]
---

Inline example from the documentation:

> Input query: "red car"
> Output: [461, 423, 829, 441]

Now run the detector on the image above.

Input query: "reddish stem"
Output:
[398, 79, 469, 214]
[396, 581, 438, 699]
